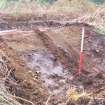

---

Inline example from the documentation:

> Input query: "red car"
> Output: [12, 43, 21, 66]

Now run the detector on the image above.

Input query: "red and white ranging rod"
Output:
[78, 27, 85, 75]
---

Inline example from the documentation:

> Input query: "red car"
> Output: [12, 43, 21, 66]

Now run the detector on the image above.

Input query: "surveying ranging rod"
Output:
[78, 27, 85, 74]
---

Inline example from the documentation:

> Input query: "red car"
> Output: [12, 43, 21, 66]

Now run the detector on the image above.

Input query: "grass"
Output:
[0, 0, 97, 14]
[96, 27, 105, 35]
[50, 0, 97, 13]
[90, 0, 105, 4]
[0, 0, 105, 34]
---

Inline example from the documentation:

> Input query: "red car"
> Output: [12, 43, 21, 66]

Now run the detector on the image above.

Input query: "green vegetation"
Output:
[37, 0, 56, 4]
[0, 0, 8, 9]
[96, 26, 105, 35]
[0, 0, 56, 8]
[90, 0, 105, 4]
[0, 0, 19, 9]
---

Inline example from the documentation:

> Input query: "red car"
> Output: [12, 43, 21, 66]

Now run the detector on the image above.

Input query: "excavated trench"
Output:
[0, 17, 105, 105]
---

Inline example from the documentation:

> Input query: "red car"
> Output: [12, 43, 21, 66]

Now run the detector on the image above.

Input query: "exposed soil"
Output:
[0, 16, 105, 105]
